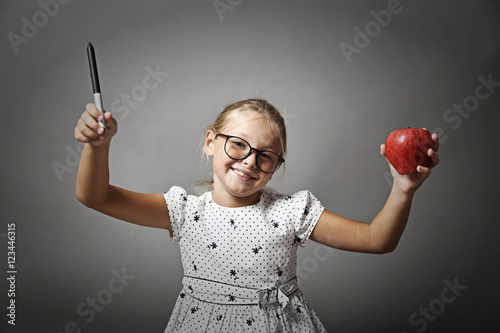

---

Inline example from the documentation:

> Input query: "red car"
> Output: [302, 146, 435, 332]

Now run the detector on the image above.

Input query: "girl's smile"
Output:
[231, 167, 256, 180]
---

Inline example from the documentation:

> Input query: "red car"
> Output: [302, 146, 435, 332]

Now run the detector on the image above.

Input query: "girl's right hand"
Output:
[74, 103, 117, 146]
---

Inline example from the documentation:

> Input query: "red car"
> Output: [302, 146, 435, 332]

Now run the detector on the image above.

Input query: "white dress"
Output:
[163, 186, 328, 332]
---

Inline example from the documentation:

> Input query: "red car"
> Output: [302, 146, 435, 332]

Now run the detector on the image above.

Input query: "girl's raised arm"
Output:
[310, 133, 440, 254]
[75, 103, 171, 230]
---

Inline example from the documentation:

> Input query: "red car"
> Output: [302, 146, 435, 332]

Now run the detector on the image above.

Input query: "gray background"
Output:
[1, 0, 499, 332]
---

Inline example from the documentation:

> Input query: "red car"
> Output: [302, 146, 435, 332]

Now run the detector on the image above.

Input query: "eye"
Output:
[229, 138, 248, 149]
[234, 141, 246, 148]
[260, 152, 273, 161]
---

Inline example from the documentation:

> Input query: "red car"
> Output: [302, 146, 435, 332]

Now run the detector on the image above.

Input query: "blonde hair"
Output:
[194, 98, 287, 194]
[208, 98, 287, 156]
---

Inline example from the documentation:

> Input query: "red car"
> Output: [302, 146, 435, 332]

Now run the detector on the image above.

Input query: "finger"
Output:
[431, 132, 440, 152]
[102, 111, 117, 132]
[77, 119, 103, 142]
[416, 165, 432, 179]
[86, 103, 107, 130]
[85, 103, 104, 119]
[81, 109, 104, 134]
[75, 124, 102, 143]
[427, 148, 439, 168]
[76, 118, 104, 142]
[74, 124, 92, 143]
[380, 143, 386, 157]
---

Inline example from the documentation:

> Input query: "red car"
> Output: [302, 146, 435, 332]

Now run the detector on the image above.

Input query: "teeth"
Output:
[234, 169, 251, 179]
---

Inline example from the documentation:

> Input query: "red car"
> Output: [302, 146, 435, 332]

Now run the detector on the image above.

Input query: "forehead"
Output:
[221, 115, 281, 152]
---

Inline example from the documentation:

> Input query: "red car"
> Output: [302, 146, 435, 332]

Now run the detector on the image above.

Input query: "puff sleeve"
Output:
[163, 186, 188, 242]
[290, 190, 325, 247]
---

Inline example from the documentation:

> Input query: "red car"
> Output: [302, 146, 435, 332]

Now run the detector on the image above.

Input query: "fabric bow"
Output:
[257, 286, 290, 310]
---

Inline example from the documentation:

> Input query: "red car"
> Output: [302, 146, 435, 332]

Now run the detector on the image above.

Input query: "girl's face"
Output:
[205, 116, 281, 207]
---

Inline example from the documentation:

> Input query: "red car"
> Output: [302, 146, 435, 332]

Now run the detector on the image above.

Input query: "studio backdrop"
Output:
[1, 0, 499, 332]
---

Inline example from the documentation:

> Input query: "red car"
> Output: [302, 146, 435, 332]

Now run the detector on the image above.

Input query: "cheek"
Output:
[213, 149, 232, 168]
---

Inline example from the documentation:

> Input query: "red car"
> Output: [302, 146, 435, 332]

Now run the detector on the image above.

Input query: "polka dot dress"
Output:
[163, 186, 327, 332]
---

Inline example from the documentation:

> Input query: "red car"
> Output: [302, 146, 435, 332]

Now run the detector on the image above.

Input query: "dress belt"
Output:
[182, 275, 298, 309]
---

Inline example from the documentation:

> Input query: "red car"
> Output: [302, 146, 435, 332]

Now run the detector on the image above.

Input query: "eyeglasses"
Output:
[216, 134, 285, 173]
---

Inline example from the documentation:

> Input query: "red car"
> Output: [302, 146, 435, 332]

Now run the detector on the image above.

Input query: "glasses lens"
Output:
[225, 137, 250, 159]
[256, 151, 282, 173]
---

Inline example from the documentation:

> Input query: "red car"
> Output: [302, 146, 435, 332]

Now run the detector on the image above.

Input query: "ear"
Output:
[204, 130, 216, 157]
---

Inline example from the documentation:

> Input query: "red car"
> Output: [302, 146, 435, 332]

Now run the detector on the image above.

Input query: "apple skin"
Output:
[385, 128, 433, 174]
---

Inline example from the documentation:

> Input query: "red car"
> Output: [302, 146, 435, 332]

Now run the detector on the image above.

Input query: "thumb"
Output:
[102, 111, 117, 131]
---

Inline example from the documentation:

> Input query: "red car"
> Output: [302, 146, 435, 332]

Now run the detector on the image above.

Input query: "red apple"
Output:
[385, 128, 433, 174]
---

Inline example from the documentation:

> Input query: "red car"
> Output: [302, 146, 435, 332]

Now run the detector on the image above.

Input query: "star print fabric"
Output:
[163, 186, 327, 332]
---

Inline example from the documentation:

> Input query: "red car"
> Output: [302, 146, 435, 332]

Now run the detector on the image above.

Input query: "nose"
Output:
[242, 150, 258, 169]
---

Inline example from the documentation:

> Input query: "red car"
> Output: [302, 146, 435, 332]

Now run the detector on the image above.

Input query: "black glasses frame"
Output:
[216, 134, 285, 173]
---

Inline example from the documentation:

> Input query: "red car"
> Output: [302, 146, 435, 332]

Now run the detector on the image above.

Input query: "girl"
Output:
[75, 99, 439, 332]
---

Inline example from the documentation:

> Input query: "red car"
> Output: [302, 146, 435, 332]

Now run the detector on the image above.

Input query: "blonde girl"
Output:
[75, 98, 439, 332]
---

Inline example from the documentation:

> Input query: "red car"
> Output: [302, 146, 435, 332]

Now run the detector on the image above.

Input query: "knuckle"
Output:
[80, 126, 97, 139]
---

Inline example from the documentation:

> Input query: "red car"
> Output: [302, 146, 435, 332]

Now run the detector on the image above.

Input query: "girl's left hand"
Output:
[380, 131, 440, 195]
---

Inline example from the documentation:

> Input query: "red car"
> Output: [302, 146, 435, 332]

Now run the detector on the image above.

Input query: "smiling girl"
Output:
[75, 98, 439, 332]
